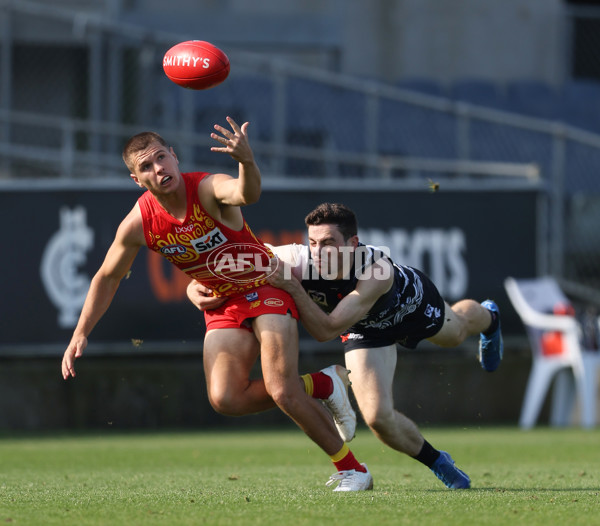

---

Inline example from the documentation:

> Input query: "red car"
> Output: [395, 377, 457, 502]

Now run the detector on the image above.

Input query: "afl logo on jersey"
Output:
[206, 243, 273, 283]
[160, 243, 186, 255]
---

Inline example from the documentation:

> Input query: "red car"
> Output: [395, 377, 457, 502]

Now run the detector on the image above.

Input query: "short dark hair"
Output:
[122, 131, 168, 172]
[304, 203, 358, 240]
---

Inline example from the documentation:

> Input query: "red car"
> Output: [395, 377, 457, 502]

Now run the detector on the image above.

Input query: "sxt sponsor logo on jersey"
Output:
[264, 298, 284, 307]
[160, 244, 186, 255]
[191, 227, 227, 254]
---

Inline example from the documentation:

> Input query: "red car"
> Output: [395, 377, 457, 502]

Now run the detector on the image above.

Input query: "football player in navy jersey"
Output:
[188, 202, 503, 489]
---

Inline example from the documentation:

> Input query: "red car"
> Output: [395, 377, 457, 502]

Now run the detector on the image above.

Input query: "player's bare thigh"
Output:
[252, 313, 300, 385]
[344, 344, 397, 417]
[203, 327, 260, 394]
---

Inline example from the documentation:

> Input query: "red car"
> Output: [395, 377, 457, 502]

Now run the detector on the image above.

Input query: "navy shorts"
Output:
[340, 268, 446, 351]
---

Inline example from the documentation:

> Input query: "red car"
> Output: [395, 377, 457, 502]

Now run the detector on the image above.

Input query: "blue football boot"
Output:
[479, 299, 503, 372]
[431, 451, 471, 489]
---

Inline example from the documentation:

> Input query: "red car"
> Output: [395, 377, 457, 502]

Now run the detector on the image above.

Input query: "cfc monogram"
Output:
[424, 303, 442, 319]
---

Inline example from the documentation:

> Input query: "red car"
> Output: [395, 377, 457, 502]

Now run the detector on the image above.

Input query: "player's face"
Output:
[307, 224, 358, 279]
[129, 141, 181, 194]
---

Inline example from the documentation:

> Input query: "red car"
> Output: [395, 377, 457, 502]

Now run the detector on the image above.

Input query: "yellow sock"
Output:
[329, 443, 350, 463]
[330, 443, 366, 473]
[301, 373, 314, 397]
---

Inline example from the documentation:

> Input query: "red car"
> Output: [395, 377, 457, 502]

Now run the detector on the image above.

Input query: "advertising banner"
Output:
[0, 185, 539, 349]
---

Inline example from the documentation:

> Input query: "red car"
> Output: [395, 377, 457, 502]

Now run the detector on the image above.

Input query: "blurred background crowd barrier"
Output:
[1, 0, 599, 429]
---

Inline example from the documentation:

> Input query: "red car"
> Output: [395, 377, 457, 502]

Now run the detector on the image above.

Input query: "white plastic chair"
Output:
[504, 276, 600, 428]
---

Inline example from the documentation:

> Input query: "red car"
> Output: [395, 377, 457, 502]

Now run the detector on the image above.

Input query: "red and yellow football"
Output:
[163, 40, 230, 90]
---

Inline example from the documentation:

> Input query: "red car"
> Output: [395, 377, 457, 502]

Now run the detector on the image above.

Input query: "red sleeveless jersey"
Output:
[138, 172, 273, 298]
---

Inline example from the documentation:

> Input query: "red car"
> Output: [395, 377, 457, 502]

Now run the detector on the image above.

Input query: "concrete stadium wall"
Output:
[0, 340, 534, 431]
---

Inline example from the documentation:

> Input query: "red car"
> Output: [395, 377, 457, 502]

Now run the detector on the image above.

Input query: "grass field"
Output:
[0, 426, 598, 526]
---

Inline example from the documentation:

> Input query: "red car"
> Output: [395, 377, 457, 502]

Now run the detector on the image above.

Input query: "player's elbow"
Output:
[240, 187, 261, 205]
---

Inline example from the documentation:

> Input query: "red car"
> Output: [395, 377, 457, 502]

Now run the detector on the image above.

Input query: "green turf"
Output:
[0, 426, 598, 525]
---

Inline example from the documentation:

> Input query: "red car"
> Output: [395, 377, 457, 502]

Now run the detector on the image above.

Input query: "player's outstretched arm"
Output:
[61, 209, 143, 380]
[209, 117, 261, 206]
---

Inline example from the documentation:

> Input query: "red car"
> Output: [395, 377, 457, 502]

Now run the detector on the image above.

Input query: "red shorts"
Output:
[204, 284, 299, 332]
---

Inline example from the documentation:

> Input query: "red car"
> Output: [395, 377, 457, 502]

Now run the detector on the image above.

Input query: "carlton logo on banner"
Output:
[40, 206, 94, 329]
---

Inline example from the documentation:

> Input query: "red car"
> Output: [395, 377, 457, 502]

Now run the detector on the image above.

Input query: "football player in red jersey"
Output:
[61, 118, 372, 492]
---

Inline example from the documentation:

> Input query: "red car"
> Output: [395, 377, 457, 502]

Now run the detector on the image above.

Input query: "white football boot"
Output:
[320, 365, 356, 442]
[326, 464, 374, 492]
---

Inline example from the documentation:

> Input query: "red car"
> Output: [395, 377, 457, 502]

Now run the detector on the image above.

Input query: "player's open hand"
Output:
[210, 117, 254, 165]
[61, 336, 87, 380]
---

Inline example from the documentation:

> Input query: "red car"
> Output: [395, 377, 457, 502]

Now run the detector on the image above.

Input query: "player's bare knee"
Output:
[429, 322, 468, 347]
[266, 383, 300, 413]
[362, 405, 395, 433]
[208, 389, 243, 416]
[445, 331, 467, 347]
[207, 395, 232, 415]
